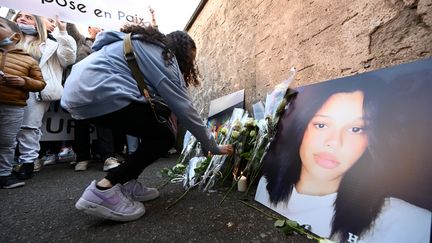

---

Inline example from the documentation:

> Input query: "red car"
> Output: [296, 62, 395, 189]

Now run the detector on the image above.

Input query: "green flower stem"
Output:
[219, 161, 233, 186]
[245, 163, 263, 195]
[157, 178, 171, 190]
[219, 178, 238, 206]
[238, 199, 279, 220]
[165, 188, 190, 210]
[239, 200, 329, 242]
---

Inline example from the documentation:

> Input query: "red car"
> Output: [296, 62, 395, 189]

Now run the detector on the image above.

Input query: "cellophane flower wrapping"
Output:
[160, 67, 297, 193]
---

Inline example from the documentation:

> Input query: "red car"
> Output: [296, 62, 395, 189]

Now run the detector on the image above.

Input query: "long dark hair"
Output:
[262, 75, 386, 241]
[369, 71, 432, 211]
[121, 25, 200, 87]
[167, 31, 200, 87]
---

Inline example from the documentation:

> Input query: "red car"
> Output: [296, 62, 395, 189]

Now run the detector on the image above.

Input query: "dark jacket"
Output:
[66, 23, 95, 63]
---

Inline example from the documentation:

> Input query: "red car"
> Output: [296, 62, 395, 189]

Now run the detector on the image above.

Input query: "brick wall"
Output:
[187, 0, 432, 116]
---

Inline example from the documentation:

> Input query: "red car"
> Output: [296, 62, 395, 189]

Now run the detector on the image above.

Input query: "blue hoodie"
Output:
[61, 31, 219, 154]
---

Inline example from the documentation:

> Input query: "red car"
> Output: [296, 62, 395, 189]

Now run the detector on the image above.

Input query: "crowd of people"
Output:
[1, 10, 127, 182]
[0, 8, 233, 222]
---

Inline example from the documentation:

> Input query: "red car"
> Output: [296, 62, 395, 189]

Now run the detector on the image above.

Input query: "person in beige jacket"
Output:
[0, 17, 45, 189]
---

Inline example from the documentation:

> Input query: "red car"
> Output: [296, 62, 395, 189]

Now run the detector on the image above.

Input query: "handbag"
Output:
[123, 33, 176, 136]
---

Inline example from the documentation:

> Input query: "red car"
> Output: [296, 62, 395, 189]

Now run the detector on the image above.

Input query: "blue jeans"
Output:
[16, 93, 50, 163]
[0, 104, 24, 176]
[126, 135, 139, 154]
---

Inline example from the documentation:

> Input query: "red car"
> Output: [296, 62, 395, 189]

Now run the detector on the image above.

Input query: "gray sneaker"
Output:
[75, 180, 145, 221]
[123, 180, 160, 202]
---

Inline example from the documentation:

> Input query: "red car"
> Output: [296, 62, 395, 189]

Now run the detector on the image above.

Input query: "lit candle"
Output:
[237, 175, 247, 192]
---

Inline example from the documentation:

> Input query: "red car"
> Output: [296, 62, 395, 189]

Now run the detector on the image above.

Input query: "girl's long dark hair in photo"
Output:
[261, 75, 386, 241]
[121, 24, 200, 87]
[370, 71, 432, 211]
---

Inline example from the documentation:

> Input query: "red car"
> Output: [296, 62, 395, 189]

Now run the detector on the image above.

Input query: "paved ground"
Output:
[0, 156, 313, 243]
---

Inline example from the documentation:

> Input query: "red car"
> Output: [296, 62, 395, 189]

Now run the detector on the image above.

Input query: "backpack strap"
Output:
[123, 33, 152, 102]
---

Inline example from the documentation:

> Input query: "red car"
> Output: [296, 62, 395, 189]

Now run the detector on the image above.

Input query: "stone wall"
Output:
[187, 0, 432, 116]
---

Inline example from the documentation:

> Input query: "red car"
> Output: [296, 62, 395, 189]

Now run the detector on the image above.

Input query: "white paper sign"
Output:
[40, 102, 96, 141]
[0, 0, 153, 30]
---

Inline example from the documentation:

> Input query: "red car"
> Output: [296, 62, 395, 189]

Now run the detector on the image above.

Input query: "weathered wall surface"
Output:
[187, 0, 432, 117]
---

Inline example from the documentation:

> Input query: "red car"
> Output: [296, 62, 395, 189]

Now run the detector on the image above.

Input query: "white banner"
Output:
[41, 102, 96, 141]
[0, 0, 153, 31]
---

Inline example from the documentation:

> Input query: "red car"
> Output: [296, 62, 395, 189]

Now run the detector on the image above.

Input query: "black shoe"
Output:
[16, 163, 34, 180]
[0, 174, 25, 189]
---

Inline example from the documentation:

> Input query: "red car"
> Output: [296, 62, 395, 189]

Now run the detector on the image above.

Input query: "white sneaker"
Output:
[42, 154, 58, 166]
[75, 161, 89, 171]
[57, 147, 76, 163]
[123, 180, 160, 202]
[103, 157, 120, 172]
[167, 147, 177, 155]
[114, 153, 126, 163]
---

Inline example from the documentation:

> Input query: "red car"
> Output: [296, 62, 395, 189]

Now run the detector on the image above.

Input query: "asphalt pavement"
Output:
[0, 155, 313, 243]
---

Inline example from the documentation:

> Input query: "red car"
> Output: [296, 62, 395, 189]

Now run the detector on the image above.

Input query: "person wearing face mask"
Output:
[0, 17, 45, 188]
[11, 12, 76, 180]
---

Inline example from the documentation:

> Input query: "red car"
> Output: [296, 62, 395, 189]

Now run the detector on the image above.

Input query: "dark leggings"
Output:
[73, 119, 92, 161]
[88, 102, 175, 185]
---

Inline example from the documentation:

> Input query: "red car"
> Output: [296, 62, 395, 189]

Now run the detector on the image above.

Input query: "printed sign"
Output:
[0, 0, 153, 30]
[255, 58, 432, 243]
[40, 102, 96, 141]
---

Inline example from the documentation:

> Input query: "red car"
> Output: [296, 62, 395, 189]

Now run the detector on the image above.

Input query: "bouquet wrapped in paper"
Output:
[240, 67, 297, 192]
[199, 108, 246, 191]
[160, 67, 297, 195]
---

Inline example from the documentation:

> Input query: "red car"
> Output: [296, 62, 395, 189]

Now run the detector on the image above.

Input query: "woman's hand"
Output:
[218, 144, 234, 155]
[55, 15, 66, 31]
[1, 74, 25, 87]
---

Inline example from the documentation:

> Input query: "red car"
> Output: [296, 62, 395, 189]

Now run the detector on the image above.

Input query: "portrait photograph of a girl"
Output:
[255, 58, 432, 243]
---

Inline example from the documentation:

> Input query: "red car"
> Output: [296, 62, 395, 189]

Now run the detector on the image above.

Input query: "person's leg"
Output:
[126, 135, 139, 155]
[96, 126, 120, 171]
[94, 103, 174, 185]
[57, 141, 75, 163]
[112, 129, 126, 155]
[0, 104, 25, 189]
[16, 94, 51, 179]
[39, 141, 62, 160]
[73, 119, 92, 171]
[75, 102, 174, 220]
[73, 119, 92, 161]
[96, 126, 115, 161]
[106, 129, 172, 184]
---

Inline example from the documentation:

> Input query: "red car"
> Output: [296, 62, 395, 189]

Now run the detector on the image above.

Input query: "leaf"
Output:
[285, 219, 300, 228]
[240, 152, 251, 160]
[167, 170, 173, 177]
[172, 163, 186, 174]
[282, 224, 296, 235]
[274, 219, 286, 228]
